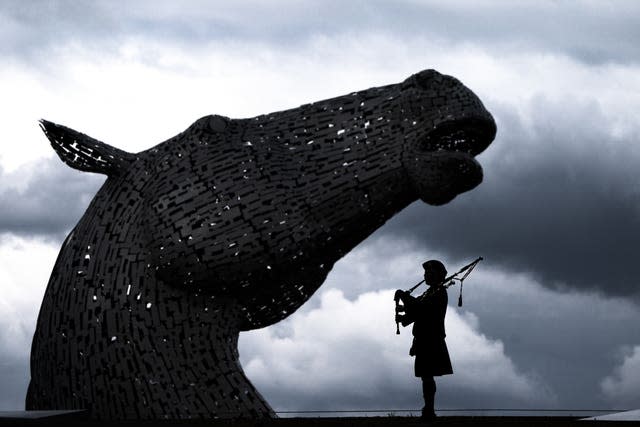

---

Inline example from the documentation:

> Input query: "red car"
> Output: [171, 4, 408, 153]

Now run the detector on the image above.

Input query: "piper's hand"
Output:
[395, 314, 404, 323]
[394, 289, 406, 301]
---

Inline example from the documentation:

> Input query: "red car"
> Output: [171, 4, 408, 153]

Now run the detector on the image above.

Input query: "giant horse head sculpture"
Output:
[27, 70, 496, 419]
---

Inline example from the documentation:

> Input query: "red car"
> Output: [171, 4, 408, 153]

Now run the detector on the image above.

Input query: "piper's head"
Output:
[423, 259, 447, 286]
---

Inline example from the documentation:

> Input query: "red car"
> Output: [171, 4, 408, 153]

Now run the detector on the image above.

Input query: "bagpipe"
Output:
[394, 257, 483, 335]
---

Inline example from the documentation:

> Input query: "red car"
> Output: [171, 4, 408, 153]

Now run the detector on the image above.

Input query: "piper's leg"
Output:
[421, 376, 436, 420]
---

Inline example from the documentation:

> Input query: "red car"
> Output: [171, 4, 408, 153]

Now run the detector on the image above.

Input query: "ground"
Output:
[0, 414, 633, 427]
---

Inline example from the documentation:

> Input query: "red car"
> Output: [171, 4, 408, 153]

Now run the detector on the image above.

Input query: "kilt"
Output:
[413, 338, 453, 377]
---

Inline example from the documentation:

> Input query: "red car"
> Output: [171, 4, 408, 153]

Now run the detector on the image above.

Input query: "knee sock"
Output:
[421, 376, 436, 416]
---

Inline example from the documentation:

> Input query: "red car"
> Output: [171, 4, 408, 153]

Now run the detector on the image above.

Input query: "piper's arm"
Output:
[395, 290, 419, 311]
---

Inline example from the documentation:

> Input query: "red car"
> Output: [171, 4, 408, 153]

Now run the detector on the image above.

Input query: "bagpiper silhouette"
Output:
[395, 260, 453, 422]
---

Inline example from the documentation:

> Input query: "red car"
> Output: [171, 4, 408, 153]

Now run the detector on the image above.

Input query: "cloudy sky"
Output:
[1, 0, 640, 414]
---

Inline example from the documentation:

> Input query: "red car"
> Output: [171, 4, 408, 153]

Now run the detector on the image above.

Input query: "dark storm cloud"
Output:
[0, 357, 29, 410]
[463, 271, 640, 409]
[0, 158, 103, 239]
[2, 1, 640, 65]
[378, 97, 640, 298]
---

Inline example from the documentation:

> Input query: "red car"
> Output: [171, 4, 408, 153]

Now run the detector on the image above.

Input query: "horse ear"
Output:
[40, 119, 135, 176]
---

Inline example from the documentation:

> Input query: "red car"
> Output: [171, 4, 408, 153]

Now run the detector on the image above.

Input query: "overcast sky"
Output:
[1, 0, 640, 414]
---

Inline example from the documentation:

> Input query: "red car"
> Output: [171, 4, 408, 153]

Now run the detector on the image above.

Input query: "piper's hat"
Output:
[422, 259, 447, 277]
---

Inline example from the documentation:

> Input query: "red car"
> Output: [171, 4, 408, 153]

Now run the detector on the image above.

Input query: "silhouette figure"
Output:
[395, 260, 453, 422]
[27, 70, 495, 419]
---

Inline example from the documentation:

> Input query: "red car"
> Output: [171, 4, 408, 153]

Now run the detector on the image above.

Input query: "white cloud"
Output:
[3, 31, 639, 173]
[601, 346, 640, 408]
[0, 235, 58, 410]
[2, 3, 640, 413]
[446, 310, 543, 399]
[0, 235, 56, 359]
[238, 234, 640, 411]
[239, 287, 553, 411]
